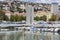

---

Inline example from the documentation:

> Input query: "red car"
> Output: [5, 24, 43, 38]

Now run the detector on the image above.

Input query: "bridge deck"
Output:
[0, 23, 60, 28]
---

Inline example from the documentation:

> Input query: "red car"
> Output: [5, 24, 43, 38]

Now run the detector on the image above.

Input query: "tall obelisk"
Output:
[26, 3, 34, 24]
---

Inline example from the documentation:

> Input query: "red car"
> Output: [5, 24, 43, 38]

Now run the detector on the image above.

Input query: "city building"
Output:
[0, 0, 60, 21]
[51, 3, 59, 14]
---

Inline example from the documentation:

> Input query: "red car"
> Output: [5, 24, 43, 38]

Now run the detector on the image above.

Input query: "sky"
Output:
[0, 0, 60, 4]
[20, 0, 59, 3]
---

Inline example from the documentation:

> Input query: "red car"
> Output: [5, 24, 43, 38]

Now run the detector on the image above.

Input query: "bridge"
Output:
[0, 22, 60, 28]
[0, 22, 60, 34]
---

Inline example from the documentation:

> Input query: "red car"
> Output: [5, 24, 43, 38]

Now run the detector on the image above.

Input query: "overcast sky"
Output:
[0, 0, 60, 4]
[20, 0, 59, 2]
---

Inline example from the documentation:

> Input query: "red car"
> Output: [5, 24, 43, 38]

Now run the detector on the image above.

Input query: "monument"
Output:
[26, 4, 34, 24]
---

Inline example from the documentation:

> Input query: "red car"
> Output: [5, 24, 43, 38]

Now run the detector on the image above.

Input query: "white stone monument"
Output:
[51, 3, 59, 14]
[26, 4, 34, 24]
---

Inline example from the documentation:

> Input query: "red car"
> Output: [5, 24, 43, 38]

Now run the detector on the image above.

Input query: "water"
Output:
[0, 31, 60, 40]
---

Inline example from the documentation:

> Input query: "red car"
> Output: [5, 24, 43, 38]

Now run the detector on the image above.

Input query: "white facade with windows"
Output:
[51, 3, 59, 14]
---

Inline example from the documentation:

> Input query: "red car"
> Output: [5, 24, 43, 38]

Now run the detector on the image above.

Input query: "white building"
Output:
[51, 3, 59, 14]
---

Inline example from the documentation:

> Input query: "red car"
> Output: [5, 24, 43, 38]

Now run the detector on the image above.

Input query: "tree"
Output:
[49, 14, 57, 21]
[21, 16, 26, 21]
[10, 15, 15, 21]
[14, 15, 22, 21]
[16, 15, 26, 21]
[39, 15, 47, 21]
[34, 16, 40, 21]
[4, 15, 9, 21]
[17, 16, 22, 21]
[0, 10, 9, 21]
[57, 17, 60, 21]
[10, 15, 26, 22]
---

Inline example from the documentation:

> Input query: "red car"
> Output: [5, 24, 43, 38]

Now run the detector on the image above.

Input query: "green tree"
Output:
[15, 15, 26, 21]
[34, 16, 40, 21]
[4, 15, 9, 21]
[57, 17, 60, 21]
[49, 14, 57, 21]
[10, 15, 15, 21]
[0, 10, 9, 21]
[17, 16, 22, 21]
[21, 16, 26, 20]
[10, 15, 26, 22]
[39, 15, 47, 21]
[14, 15, 18, 21]
[14, 15, 22, 21]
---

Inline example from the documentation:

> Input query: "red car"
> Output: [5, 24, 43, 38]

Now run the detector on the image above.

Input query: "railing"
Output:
[0, 30, 60, 40]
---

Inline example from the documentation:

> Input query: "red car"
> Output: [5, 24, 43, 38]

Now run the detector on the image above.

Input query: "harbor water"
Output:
[0, 30, 60, 40]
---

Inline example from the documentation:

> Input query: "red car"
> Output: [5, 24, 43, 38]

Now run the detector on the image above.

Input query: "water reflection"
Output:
[0, 31, 60, 40]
